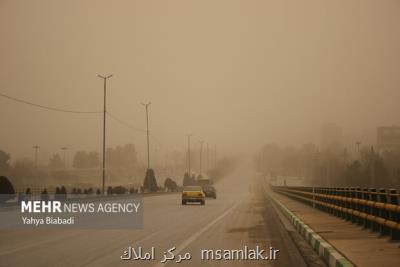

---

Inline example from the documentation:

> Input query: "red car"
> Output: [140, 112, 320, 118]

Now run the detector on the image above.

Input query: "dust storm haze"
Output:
[1, 0, 400, 163]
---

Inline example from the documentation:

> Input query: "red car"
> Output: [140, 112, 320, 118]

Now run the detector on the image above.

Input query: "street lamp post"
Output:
[214, 144, 217, 168]
[206, 142, 209, 171]
[61, 147, 67, 169]
[187, 134, 192, 175]
[33, 145, 40, 167]
[97, 74, 112, 195]
[32, 145, 40, 195]
[371, 146, 375, 187]
[199, 140, 204, 175]
[356, 141, 361, 154]
[141, 102, 151, 170]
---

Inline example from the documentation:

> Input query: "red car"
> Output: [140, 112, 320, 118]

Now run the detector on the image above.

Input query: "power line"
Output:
[106, 111, 165, 146]
[0, 92, 101, 114]
[107, 111, 166, 150]
[1, 90, 171, 152]
[106, 111, 146, 133]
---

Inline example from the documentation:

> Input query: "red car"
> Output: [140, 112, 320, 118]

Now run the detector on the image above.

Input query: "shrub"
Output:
[143, 168, 158, 192]
[41, 189, 49, 201]
[113, 186, 128, 195]
[107, 186, 113, 195]
[60, 186, 67, 195]
[164, 178, 178, 192]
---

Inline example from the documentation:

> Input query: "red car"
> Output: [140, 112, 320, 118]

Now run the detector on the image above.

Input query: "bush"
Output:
[96, 188, 101, 195]
[60, 186, 67, 195]
[41, 189, 49, 201]
[164, 178, 178, 192]
[107, 186, 113, 195]
[113, 186, 128, 195]
[143, 168, 158, 192]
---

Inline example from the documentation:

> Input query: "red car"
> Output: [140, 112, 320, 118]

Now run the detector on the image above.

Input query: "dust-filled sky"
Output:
[0, 0, 400, 163]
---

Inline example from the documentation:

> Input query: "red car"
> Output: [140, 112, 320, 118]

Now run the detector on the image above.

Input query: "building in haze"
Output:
[377, 126, 400, 152]
[320, 123, 343, 151]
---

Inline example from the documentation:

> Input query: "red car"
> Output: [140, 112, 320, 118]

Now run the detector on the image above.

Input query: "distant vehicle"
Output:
[182, 186, 205, 205]
[202, 185, 217, 199]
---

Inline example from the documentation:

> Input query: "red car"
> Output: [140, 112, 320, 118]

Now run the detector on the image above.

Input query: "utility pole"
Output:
[154, 147, 158, 167]
[32, 145, 39, 195]
[141, 102, 151, 170]
[61, 147, 67, 169]
[206, 142, 209, 171]
[214, 144, 217, 168]
[187, 134, 192, 175]
[199, 140, 204, 175]
[355, 141, 361, 157]
[33, 145, 40, 167]
[97, 74, 112, 195]
[371, 146, 375, 188]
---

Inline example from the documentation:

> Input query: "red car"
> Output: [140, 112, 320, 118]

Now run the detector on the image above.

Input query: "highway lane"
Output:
[0, 173, 311, 267]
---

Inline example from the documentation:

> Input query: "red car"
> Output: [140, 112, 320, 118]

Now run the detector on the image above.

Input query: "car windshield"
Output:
[183, 186, 202, 191]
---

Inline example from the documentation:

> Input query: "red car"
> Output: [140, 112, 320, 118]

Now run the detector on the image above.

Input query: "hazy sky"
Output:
[1, 0, 400, 163]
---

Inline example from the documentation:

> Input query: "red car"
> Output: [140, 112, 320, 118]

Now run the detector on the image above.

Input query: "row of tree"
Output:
[254, 143, 400, 188]
[0, 144, 138, 171]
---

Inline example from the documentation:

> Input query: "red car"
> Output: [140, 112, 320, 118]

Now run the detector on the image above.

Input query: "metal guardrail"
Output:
[271, 185, 400, 240]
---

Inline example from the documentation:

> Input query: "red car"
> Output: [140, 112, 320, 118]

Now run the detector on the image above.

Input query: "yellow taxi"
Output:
[182, 186, 205, 205]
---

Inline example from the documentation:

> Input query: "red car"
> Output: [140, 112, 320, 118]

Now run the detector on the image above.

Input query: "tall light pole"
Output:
[61, 147, 67, 169]
[206, 142, 209, 171]
[97, 74, 112, 195]
[141, 102, 151, 170]
[199, 140, 204, 175]
[187, 134, 192, 175]
[33, 145, 40, 167]
[355, 141, 361, 154]
[33, 145, 39, 195]
[214, 144, 217, 168]
[371, 146, 375, 187]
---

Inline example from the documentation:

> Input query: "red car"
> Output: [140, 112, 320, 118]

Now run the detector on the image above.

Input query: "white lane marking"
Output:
[154, 202, 240, 267]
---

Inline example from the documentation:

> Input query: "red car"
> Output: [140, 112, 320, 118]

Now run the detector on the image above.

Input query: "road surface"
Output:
[0, 172, 317, 267]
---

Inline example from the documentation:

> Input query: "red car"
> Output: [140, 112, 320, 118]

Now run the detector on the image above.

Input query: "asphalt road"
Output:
[0, 173, 315, 267]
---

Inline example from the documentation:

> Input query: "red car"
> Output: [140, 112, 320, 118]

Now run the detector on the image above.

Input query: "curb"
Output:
[268, 193, 355, 267]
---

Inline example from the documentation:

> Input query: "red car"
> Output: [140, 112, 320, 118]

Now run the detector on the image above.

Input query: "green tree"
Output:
[143, 168, 158, 192]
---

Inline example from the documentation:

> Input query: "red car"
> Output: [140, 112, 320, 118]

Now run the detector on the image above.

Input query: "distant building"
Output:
[320, 123, 343, 151]
[377, 126, 400, 152]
